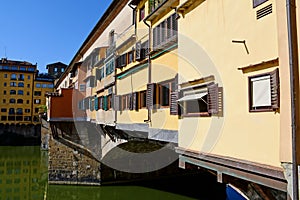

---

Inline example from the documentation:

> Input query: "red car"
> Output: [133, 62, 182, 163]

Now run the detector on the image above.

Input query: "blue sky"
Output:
[0, 0, 112, 73]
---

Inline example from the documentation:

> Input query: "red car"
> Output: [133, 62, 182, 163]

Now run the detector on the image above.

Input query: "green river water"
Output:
[0, 146, 225, 200]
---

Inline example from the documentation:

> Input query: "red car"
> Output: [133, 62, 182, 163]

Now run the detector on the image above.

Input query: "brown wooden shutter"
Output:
[208, 84, 219, 115]
[146, 83, 156, 109]
[270, 68, 280, 110]
[170, 91, 178, 115]
[129, 93, 133, 110]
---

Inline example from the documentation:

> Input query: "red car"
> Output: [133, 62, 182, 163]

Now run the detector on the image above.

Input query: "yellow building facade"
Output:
[0, 58, 54, 125]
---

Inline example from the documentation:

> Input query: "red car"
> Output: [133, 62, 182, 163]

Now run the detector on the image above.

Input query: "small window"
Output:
[248, 69, 279, 112]
[10, 90, 16, 95]
[18, 90, 24, 95]
[4, 74, 7, 78]
[253, 0, 268, 8]
[25, 109, 30, 113]
[36, 83, 41, 88]
[79, 84, 86, 92]
[9, 108, 15, 115]
[1, 108, 7, 112]
[42, 84, 47, 88]
[35, 108, 39, 113]
[34, 91, 41, 96]
[18, 74, 24, 80]
[16, 108, 23, 115]
[10, 82, 17, 87]
[139, 6, 145, 21]
[17, 99, 23, 104]
[18, 82, 24, 87]
[11, 74, 17, 80]
[4, 82, 7, 87]
[9, 99, 16, 104]
[28, 75, 31, 80]
[27, 84, 30, 88]
[26, 100, 29, 104]
[48, 84, 54, 88]
[3, 90, 6, 95]
[34, 99, 41, 104]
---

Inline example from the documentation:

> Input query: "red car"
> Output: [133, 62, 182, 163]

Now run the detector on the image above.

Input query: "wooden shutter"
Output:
[270, 68, 279, 110]
[208, 84, 219, 115]
[129, 93, 133, 110]
[133, 92, 139, 111]
[136, 41, 141, 61]
[170, 91, 178, 115]
[146, 83, 156, 109]
[114, 95, 121, 111]
[153, 27, 157, 50]
[94, 96, 99, 111]
[111, 94, 114, 110]
[103, 96, 108, 111]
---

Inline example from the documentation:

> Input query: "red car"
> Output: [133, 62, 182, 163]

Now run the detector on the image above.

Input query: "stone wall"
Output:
[48, 136, 101, 185]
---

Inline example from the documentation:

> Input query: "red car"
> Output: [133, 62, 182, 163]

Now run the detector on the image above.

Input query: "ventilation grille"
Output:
[256, 4, 272, 19]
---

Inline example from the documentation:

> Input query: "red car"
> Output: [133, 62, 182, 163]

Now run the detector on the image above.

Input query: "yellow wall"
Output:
[178, 0, 282, 167]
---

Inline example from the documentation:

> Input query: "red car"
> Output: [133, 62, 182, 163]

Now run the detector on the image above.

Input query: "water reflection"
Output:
[0, 146, 48, 200]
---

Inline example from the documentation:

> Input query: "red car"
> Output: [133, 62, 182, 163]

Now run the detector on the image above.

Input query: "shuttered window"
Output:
[146, 83, 156, 109]
[248, 68, 279, 112]
[94, 96, 99, 111]
[114, 95, 121, 111]
[170, 92, 178, 115]
[103, 96, 108, 111]
[139, 90, 147, 108]
[178, 83, 221, 117]
[136, 41, 142, 61]
[132, 92, 139, 111]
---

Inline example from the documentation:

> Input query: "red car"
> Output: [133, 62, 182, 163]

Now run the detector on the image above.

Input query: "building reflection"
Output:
[0, 146, 47, 200]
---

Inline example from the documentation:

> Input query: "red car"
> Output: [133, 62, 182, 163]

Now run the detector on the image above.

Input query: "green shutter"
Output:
[104, 96, 108, 111]
[95, 96, 99, 111]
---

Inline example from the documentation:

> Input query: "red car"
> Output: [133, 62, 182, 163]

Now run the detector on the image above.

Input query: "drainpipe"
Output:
[143, 19, 152, 123]
[286, 0, 300, 199]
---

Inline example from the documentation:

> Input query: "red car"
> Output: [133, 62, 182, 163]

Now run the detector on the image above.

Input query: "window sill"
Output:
[249, 107, 274, 112]
[181, 112, 210, 118]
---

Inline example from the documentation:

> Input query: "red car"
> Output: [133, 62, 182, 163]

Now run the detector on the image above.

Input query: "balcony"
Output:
[146, 0, 179, 23]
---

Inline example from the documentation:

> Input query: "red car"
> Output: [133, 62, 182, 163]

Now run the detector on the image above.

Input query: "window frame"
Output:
[248, 69, 279, 112]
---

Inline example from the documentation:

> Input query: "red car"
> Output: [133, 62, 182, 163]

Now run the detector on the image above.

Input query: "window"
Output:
[27, 92, 30, 96]
[34, 99, 41, 104]
[10, 82, 17, 87]
[28, 67, 35, 72]
[25, 109, 30, 113]
[27, 84, 30, 88]
[3, 90, 6, 95]
[4, 82, 7, 87]
[18, 82, 24, 87]
[20, 67, 26, 71]
[18, 74, 24, 80]
[18, 90, 24, 95]
[149, 0, 164, 13]
[106, 59, 115, 75]
[48, 84, 54, 88]
[24, 116, 31, 121]
[36, 83, 41, 88]
[139, 6, 145, 21]
[153, 13, 178, 51]
[4, 74, 7, 78]
[26, 100, 29, 104]
[158, 82, 171, 107]
[178, 84, 220, 117]
[139, 90, 147, 108]
[79, 84, 85, 92]
[11, 74, 17, 80]
[28, 75, 31, 80]
[253, 0, 268, 8]
[16, 108, 23, 115]
[35, 108, 39, 113]
[11, 66, 18, 70]
[9, 99, 16, 104]
[1, 116, 7, 121]
[62, 68, 65, 72]
[34, 91, 41, 96]
[10, 90, 16, 95]
[54, 68, 58, 72]
[1, 108, 7, 112]
[17, 99, 23, 104]
[9, 108, 15, 115]
[248, 69, 279, 112]
[42, 84, 47, 88]
[3, 99, 6, 103]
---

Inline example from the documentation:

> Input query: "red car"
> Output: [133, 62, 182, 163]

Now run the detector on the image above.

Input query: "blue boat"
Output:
[226, 184, 249, 200]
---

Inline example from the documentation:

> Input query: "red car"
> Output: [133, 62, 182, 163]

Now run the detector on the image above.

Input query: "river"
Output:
[0, 146, 226, 200]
